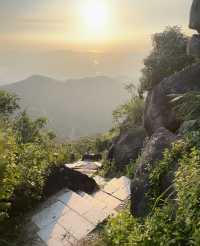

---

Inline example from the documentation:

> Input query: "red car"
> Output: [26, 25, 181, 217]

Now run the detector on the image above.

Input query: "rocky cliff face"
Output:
[131, 63, 200, 217]
[108, 127, 146, 168]
[144, 63, 200, 136]
[130, 63, 200, 216]
[130, 127, 177, 217]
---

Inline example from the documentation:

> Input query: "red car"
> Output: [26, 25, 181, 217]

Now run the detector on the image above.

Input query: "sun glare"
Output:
[80, 1, 110, 34]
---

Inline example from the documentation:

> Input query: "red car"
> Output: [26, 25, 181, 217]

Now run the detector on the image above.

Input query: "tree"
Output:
[139, 26, 195, 93]
[14, 111, 48, 144]
[0, 90, 19, 117]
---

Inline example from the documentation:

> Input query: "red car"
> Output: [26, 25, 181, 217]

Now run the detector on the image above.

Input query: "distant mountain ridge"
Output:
[1, 75, 128, 140]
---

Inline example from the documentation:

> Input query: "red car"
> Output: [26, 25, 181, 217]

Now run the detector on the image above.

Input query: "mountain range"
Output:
[1, 75, 128, 140]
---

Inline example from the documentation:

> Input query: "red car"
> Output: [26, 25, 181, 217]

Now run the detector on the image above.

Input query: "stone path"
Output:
[31, 176, 131, 246]
[65, 161, 102, 177]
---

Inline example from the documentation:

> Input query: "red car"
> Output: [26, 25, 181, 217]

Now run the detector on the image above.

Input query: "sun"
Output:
[81, 1, 109, 34]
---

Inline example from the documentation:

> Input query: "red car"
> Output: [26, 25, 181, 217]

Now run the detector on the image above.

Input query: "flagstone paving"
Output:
[31, 176, 131, 246]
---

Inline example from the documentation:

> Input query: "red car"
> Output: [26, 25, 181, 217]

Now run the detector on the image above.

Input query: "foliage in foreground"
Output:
[103, 131, 200, 245]
[0, 91, 81, 245]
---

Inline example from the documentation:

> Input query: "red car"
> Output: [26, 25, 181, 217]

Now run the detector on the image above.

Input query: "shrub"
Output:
[0, 126, 19, 222]
[139, 26, 194, 93]
[0, 91, 19, 117]
[103, 131, 200, 245]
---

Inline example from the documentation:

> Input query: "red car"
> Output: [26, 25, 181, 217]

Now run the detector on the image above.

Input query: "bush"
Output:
[0, 126, 19, 222]
[103, 131, 200, 245]
[104, 210, 142, 246]
[0, 91, 19, 117]
[139, 26, 194, 93]
[0, 90, 77, 244]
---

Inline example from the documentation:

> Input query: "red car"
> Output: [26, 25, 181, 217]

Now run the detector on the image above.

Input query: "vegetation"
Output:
[139, 26, 194, 93]
[0, 91, 19, 117]
[0, 90, 77, 245]
[113, 84, 144, 131]
[1, 25, 200, 246]
[99, 26, 200, 246]
[102, 131, 200, 245]
[171, 92, 200, 121]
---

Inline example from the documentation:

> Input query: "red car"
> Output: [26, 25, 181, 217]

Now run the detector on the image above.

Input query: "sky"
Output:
[0, 0, 194, 83]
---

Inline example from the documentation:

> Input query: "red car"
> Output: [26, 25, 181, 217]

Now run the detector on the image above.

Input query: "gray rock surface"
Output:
[189, 0, 200, 33]
[130, 127, 177, 217]
[144, 63, 200, 136]
[108, 127, 146, 167]
[188, 34, 200, 58]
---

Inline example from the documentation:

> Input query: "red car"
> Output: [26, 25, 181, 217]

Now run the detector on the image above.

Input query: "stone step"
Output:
[56, 190, 94, 216]
[58, 190, 111, 225]
[103, 176, 131, 200]
[92, 190, 122, 210]
[37, 221, 76, 246]
[79, 192, 116, 224]
[93, 175, 107, 187]
[32, 201, 69, 230]
[78, 192, 107, 210]
[32, 191, 96, 245]
[31, 176, 131, 246]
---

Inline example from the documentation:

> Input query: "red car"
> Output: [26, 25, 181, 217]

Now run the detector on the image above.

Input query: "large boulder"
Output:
[144, 63, 200, 136]
[43, 165, 99, 197]
[108, 127, 146, 167]
[189, 0, 200, 33]
[188, 34, 200, 58]
[130, 127, 177, 217]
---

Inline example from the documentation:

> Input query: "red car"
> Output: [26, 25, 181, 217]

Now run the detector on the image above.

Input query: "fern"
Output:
[171, 91, 200, 121]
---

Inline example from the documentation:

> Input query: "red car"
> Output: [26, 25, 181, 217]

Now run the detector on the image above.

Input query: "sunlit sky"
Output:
[0, 0, 194, 83]
[0, 0, 193, 52]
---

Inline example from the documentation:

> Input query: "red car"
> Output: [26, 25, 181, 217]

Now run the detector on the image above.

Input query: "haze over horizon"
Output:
[0, 0, 193, 84]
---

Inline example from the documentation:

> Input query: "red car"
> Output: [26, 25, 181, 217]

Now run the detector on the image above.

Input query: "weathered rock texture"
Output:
[188, 34, 200, 58]
[130, 127, 177, 217]
[144, 63, 200, 136]
[189, 0, 200, 33]
[108, 127, 146, 167]
[43, 165, 99, 197]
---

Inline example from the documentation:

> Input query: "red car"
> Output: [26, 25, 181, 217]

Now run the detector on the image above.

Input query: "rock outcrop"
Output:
[144, 63, 200, 136]
[130, 127, 177, 217]
[43, 165, 99, 197]
[189, 0, 200, 33]
[108, 127, 146, 167]
[188, 34, 200, 58]
[130, 0, 200, 219]
[188, 0, 200, 57]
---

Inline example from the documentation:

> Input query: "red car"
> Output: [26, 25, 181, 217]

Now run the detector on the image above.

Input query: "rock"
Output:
[108, 127, 146, 167]
[144, 63, 200, 136]
[130, 127, 177, 217]
[43, 165, 99, 197]
[188, 34, 200, 58]
[189, 0, 200, 33]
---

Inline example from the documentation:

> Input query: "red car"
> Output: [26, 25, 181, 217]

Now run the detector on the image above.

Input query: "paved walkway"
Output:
[31, 176, 131, 246]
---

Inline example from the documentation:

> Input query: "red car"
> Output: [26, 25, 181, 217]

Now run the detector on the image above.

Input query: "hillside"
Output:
[1, 75, 128, 140]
